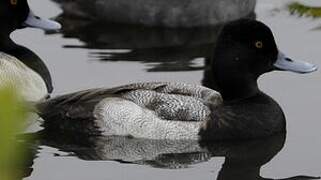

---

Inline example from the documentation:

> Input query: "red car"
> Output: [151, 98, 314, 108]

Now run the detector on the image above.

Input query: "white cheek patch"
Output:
[0, 52, 48, 101]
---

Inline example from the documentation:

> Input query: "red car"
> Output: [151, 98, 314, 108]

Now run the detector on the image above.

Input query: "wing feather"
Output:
[38, 82, 222, 132]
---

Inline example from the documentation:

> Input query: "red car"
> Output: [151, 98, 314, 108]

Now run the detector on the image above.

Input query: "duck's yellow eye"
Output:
[10, 0, 18, 5]
[255, 41, 263, 49]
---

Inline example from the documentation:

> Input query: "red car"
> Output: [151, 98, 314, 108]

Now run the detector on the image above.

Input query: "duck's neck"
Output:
[209, 43, 261, 102]
[0, 32, 17, 51]
[218, 162, 261, 180]
[212, 68, 260, 102]
[0, 32, 53, 93]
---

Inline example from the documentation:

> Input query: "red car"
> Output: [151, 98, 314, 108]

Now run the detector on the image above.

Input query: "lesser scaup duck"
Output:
[38, 19, 317, 141]
[0, 0, 61, 101]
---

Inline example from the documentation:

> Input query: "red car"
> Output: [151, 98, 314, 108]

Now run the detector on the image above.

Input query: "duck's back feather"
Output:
[38, 82, 222, 137]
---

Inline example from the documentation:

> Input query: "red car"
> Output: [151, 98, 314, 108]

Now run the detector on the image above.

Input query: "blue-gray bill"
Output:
[22, 10, 61, 30]
[274, 51, 318, 74]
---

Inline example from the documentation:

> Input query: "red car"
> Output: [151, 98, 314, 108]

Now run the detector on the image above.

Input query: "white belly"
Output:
[0, 53, 48, 102]
[93, 97, 202, 140]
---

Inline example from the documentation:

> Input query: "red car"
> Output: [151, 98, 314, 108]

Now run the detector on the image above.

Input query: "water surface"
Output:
[13, 0, 321, 179]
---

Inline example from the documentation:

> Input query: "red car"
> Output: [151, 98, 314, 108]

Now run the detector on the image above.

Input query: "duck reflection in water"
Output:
[48, 0, 256, 72]
[51, 0, 256, 27]
[32, 132, 318, 180]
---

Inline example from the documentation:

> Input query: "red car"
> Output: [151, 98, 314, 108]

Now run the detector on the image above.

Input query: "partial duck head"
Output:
[211, 19, 317, 101]
[0, 0, 61, 35]
[0, 0, 61, 98]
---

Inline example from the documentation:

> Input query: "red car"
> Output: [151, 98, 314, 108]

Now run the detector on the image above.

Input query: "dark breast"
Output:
[199, 93, 286, 141]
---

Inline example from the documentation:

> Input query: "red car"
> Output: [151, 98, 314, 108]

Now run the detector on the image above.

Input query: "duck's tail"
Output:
[32, 91, 103, 136]
[26, 93, 51, 114]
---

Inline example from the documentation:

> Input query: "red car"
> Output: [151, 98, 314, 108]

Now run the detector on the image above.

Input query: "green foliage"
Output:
[288, 2, 321, 18]
[0, 87, 28, 180]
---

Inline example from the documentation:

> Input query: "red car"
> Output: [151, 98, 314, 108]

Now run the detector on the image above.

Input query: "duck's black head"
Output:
[0, 0, 61, 35]
[211, 19, 317, 101]
[0, 0, 30, 33]
[215, 19, 279, 77]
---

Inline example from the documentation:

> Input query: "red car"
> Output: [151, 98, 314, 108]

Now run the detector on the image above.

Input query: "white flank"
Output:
[0, 52, 48, 102]
[94, 97, 202, 140]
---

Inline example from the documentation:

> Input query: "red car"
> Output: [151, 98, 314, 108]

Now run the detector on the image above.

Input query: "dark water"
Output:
[14, 0, 321, 179]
